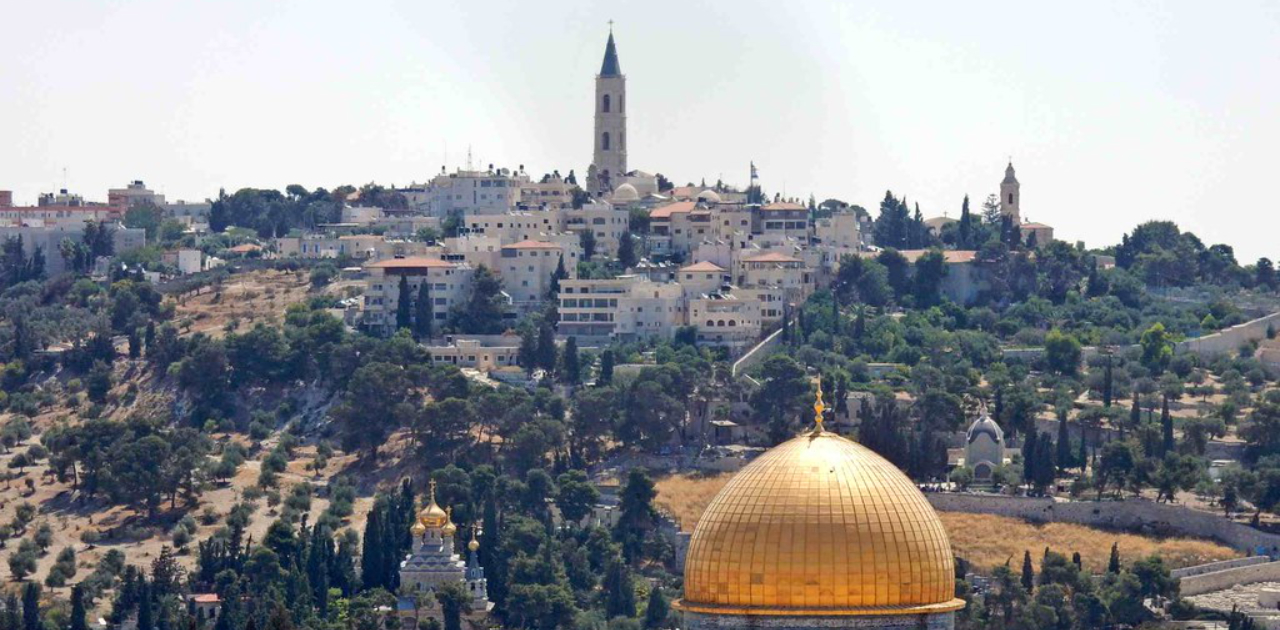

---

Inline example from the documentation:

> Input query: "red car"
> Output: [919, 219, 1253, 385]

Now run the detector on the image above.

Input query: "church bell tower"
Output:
[1000, 161, 1021, 224]
[590, 27, 627, 195]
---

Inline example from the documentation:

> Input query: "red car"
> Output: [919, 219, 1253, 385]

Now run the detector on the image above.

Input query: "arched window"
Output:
[602, 132, 610, 151]
[602, 94, 611, 113]
[717, 320, 726, 327]
[706, 320, 714, 327]
[728, 320, 737, 327]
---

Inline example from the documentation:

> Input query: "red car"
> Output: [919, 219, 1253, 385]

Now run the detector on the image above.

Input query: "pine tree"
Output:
[598, 349, 615, 385]
[414, 281, 433, 340]
[395, 275, 412, 332]
[560, 337, 580, 384]
[1108, 543, 1122, 573]
[1161, 394, 1174, 456]
[644, 585, 669, 629]
[1021, 551, 1035, 592]
[70, 585, 88, 630]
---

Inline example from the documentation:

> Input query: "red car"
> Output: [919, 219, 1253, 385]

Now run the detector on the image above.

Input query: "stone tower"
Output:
[591, 28, 627, 195]
[1000, 161, 1021, 224]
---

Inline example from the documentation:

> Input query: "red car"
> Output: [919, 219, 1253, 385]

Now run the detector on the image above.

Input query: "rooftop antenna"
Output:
[608, 19, 614, 33]
[466, 146, 473, 171]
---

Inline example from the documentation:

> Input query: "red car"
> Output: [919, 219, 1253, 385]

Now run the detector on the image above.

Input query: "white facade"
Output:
[362, 257, 475, 336]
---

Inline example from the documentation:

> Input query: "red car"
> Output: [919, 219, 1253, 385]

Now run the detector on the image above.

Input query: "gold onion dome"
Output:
[442, 507, 457, 537]
[418, 480, 449, 528]
[677, 386, 963, 617]
[410, 520, 427, 537]
[468, 526, 480, 552]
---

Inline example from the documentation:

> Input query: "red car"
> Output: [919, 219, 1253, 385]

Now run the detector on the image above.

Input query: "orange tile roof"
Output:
[650, 201, 696, 219]
[367, 256, 454, 269]
[680, 261, 727, 272]
[227, 243, 262, 253]
[191, 594, 221, 604]
[743, 251, 802, 263]
[502, 239, 560, 249]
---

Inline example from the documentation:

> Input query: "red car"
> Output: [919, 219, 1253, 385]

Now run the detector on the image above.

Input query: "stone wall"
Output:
[927, 493, 1280, 553]
[731, 326, 783, 377]
[1172, 556, 1271, 579]
[1181, 561, 1280, 596]
[1176, 311, 1280, 357]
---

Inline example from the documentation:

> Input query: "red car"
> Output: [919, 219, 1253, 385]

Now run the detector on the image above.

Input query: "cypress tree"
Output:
[360, 505, 384, 590]
[1108, 543, 1121, 573]
[21, 584, 39, 630]
[1021, 432, 1038, 484]
[414, 281, 432, 340]
[1021, 551, 1035, 592]
[70, 585, 88, 630]
[1161, 394, 1175, 456]
[604, 555, 637, 618]
[128, 329, 141, 359]
[144, 321, 156, 355]
[4, 593, 19, 630]
[1033, 434, 1056, 491]
[1056, 408, 1071, 472]
[1102, 358, 1114, 408]
[1130, 392, 1141, 431]
[549, 255, 568, 298]
[957, 195, 972, 249]
[598, 349, 615, 385]
[1078, 427, 1088, 473]
[830, 296, 839, 336]
[395, 275, 412, 331]
[480, 498, 506, 606]
[644, 585, 669, 629]
[618, 232, 637, 268]
[536, 319, 557, 373]
[561, 336, 580, 384]
[1072, 552, 1083, 570]
[137, 581, 153, 630]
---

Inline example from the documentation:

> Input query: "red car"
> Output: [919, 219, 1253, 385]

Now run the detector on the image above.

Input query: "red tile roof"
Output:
[680, 261, 727, 272]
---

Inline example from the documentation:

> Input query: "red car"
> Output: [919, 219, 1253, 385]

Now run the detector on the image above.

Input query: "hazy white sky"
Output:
[4, 0, 1278, 260]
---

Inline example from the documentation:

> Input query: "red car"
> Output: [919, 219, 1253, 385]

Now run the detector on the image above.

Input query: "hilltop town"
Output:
[3, 26, 1280, 630]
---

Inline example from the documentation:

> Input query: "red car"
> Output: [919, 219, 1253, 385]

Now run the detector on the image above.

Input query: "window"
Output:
[620, 94, 624, 112]
[602, 132, 610, 151]
[602, 94, 611, 113]
[1008, 193, 1014, 204]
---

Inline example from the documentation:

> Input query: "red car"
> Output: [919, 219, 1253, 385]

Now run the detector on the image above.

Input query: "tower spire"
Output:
[600, 27, 621, 76]
[811, 376, 826, 435]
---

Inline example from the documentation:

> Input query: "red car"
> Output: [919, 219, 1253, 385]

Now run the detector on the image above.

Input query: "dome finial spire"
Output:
[812, 376, 826, 435]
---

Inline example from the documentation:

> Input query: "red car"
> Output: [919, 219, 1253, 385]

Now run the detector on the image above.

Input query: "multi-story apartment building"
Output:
[0, 189, 122, 226]
[422, 168, 525, 217]
[562, 201, 629, 257]
[687, 292, 762, 346]
[362, 257, 475, 336]
[499, 240, 578, 306]
[276, 235, 438, 260]
[755, 201, 809, 241]
[557, 276, 684, 340]
[108, 180, 165, 208]
[463, 211, 563, 242]
[735, 251, 814, 303]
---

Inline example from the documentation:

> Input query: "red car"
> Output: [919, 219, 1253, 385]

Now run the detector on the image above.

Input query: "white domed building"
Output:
[696, 189, 722, 204]
[612, 182, 640, 204]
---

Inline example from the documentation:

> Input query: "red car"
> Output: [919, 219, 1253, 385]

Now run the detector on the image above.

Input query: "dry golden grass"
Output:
[655, 473, 732, 530]
[940, 512, 1239, 573]
[656, 473, 1240, 573]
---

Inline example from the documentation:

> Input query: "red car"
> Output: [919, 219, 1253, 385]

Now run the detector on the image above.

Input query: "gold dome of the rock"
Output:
[677, 430, 963, 617]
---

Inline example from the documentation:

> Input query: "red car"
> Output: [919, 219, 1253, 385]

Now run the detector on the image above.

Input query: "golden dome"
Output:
[410, 520, 427, 537]
[468, 526, 480, 552]
[418, 480, 449, 527]
[442, 507, 457, 537]
[677, 430, 963, 617]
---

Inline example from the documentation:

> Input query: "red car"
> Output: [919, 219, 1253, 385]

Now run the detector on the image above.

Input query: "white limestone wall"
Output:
[1182, 562, 1280, 596]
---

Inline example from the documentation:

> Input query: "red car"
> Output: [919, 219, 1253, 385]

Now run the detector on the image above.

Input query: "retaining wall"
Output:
[1181, 561, 1280, 596]
[1172, 556, 1271, 579]
[732, 327, 784, 377]
[927, 493, 1280, 553]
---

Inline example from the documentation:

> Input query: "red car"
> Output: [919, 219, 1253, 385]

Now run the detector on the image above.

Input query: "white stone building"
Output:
[362, 257, 474, 336]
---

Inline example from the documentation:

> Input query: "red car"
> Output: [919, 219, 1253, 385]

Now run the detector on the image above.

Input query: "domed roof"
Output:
[418, 481, 449, 527]
[967, 414, 1004, 444]
[697, 189, 721, 203]
[678, 430, 962, 617]
[613, 183, 639, 202]
[442, 507, 457, 537]
[410, 520, 427, 537]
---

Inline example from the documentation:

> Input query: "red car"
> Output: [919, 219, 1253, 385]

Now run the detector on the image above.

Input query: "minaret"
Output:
[591, 26, 627, 195]
[1000, 161, 1021, 225]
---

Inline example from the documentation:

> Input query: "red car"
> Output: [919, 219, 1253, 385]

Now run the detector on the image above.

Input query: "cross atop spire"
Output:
[600, 27, 622, 77]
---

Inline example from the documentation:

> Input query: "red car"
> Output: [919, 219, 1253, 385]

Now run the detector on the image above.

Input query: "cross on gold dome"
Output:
[428, 479, 437, 503]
